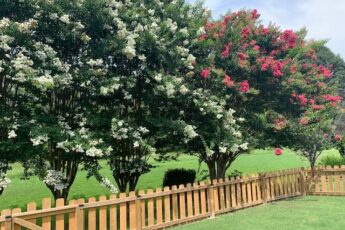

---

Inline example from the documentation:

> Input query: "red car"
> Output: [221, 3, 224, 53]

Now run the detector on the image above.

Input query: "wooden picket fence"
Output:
[306, 165, 345, 195]
[0, 168, 306, 230]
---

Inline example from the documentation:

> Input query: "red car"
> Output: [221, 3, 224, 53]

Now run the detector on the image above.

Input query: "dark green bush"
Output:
[318, 155, 345, 166]
[228, 170, 243, 179]
[163, 168, 196, 188]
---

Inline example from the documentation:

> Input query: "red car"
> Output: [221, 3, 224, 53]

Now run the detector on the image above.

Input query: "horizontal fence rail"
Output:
[0, 167, 314, 230]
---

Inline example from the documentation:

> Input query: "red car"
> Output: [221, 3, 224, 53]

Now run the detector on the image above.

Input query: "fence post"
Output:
[135, 196, 143, 230]
[207, 181, 215, 218]
[259, 173, 267, 204]
[300, 167, 306, 195]
[5, 216, 12, 230]
[75, 204, 85, 230]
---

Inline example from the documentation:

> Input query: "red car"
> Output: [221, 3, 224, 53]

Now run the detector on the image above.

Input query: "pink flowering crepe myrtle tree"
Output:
[192, 9, 341, 168]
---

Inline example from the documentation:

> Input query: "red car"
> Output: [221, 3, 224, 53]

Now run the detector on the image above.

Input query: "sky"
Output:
[188, 0, 345, 58]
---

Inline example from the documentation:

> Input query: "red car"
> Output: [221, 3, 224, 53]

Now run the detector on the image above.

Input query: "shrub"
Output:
[163, 169, 196, 188]
[318, 155, 345, 166]
[228, 170, 243, 179]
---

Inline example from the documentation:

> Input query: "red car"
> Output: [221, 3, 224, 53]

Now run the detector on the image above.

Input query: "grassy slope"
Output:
[0, 149, 337, 210]
[174, 196, 345, 230]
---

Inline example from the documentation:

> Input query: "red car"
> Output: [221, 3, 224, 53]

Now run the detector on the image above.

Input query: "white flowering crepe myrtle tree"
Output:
[0, 0, 115, 200]
[85, 0, 207, 192]
[168, 84, 250, 181]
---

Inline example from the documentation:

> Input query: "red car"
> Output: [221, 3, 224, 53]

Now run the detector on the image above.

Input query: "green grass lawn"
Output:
[173, 196, 345, 230]
[0, 149, 338, 211]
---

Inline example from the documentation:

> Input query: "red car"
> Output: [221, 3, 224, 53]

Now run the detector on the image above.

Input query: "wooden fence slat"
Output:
[274, 175, 279, 197]
[327, 166, 333, 192]
[242, 177, 248, 204]
[291, 171, 296, 194]
[213, 180, 220, 212]
[225, 179, 231, 209]
[269, 177, 275, 200]
[342, 166, 345, 192]
[99, 196, 107, 230]
[172, 186, 178, 221]
[129, 192, 137, 230]
[230, 178, 237, 207]
[76, 199, 85, 230]
[119, 193, 127, 230]
[252, 177, 257, 202]
[334, 166, 341, 192]
[1, 210, 11, 230]
[163, 187, 170, 223]
[138, 190, 146, 227]
[109, 194, 117, 230]
[27, 202, 37, 225]
[199, 182, 207, 214]
[155, 188, 163, 225]
[247, 177, 252, 204]
[236, 177, 242, 206]
[147, 189, 155, 227]
[68, 200, 77, 230]
[42, 198, 52, 230]
[265, 174, 271, 201]
[55, 199, 64, 230]
[208, 181, 215, 218]
[88, 197, 97, 230]
[321, 166, 327, 192]
[178, 185, 186, 220]
[12, 208, 21, 230]
[286, 170, 291, 195]
[193, 183, 200, 216]
[186, 184, 193, 217]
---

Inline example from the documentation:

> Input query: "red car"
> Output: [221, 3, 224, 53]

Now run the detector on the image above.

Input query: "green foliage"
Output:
[228, 170, 243, 178]
[162, 168, 196, 188]
[318, 155, 345, 167]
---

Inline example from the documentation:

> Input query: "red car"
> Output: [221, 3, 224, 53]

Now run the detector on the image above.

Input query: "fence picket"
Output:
[193, 183, 200, 216]
[138, 190, 146, 227]
[27, 202, 37, 225]
[247, 176, 252, 203]
[163, 187, 170, 223]
[178, 185, 186, 220]
[200, 182, 207, 214]
[11, 208, 21, 230]
[99, 195, 107, 230]
[119, 193, 127, 230]
[68, 199, 77, 230]
[186, 184, 193, 217]
[129, 192, 137, 230]
[155, 188, 163, 225]
[88, 197, 97, 230]
[109, 194, 117, 230]
[172, 186, 178, 221]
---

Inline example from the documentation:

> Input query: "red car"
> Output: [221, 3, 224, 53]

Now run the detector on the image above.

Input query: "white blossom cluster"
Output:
[0, 176, 11, 191]
[100, 177, 118, 193]
[43, 170, 68, 192]
[181, 87, 249, 156]
[111, 118, 150, 149]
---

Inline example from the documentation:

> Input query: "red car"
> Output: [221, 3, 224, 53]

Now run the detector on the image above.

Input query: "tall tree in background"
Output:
[191, 10, 341, 170]
[87, 0, 207, 192]
[0, 0, 115, 200]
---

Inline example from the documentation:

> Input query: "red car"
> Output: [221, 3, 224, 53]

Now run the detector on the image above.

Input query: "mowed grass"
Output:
[173, 196, 345, 230]
[0, 149, 338, 211]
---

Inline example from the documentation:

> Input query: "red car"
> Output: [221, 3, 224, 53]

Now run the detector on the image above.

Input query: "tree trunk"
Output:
[45, 148, 80, 202]
[129, 175, 140, 192]
[206, 160, 229, 182]
[114, 175, 128, 193]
